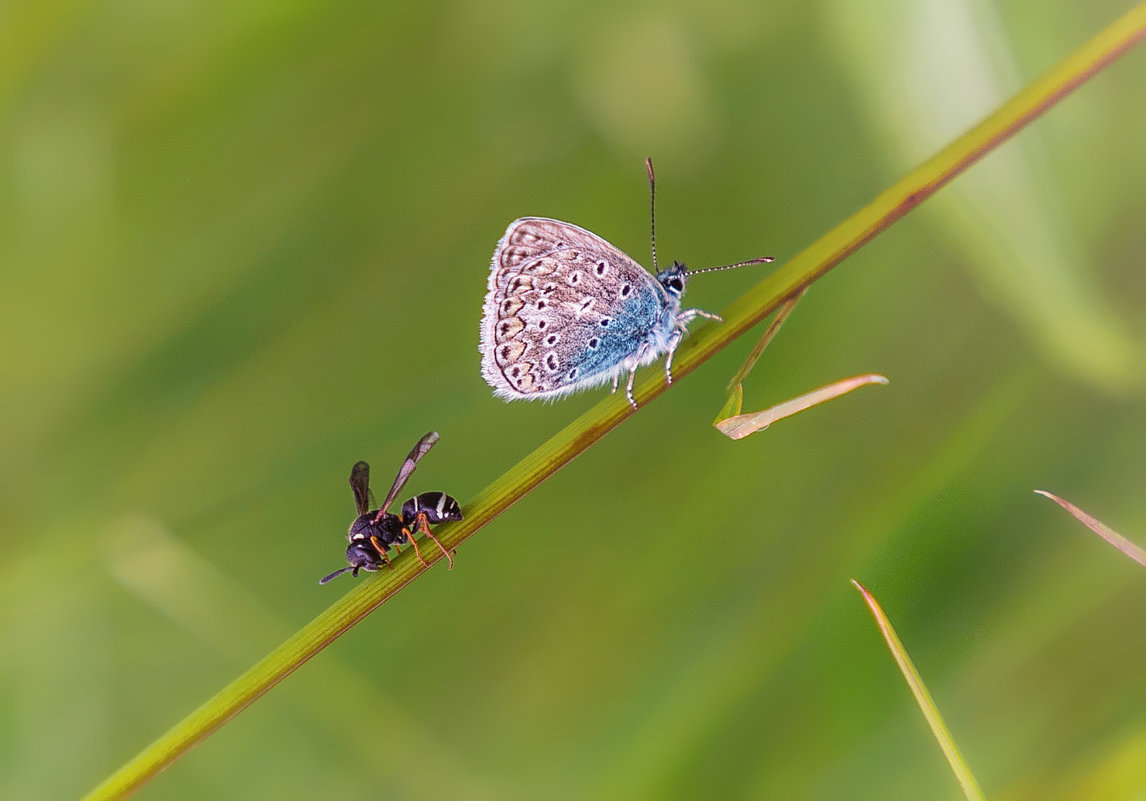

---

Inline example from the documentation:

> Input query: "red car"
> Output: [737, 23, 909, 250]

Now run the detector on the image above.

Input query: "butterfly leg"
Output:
[611, 372, 621, 394]
[624, 366, 640, 409]
[678, 308, 723, 325]
[624, 343, 653, 409]
[663, 309, 720, 386]
[664, 328, 684, 386]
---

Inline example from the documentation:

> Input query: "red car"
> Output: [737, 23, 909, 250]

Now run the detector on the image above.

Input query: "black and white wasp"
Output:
[319, 431, 463, 584]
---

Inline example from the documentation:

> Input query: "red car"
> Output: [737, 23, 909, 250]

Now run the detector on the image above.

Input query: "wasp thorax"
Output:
[349, 513, 378, 540]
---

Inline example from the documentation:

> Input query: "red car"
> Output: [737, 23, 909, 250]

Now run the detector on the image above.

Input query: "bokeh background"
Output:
[3, 0, 1145, 798]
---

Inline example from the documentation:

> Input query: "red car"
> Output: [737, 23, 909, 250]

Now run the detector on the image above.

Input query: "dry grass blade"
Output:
[1035, 490, 1146, 569]
[715, 373, 889, 440]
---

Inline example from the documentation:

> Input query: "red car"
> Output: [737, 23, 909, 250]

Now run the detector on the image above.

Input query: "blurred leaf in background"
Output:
[0, 0, 1143, 799]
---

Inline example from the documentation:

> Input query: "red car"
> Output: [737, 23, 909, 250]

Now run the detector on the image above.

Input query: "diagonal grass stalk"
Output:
[84, 4, 1146, 798]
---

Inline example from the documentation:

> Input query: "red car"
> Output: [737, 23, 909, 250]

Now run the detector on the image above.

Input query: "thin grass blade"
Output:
[852, 580, 986, 801]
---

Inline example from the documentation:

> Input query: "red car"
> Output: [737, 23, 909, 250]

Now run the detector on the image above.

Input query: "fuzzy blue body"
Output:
[560, 278, 674, 385]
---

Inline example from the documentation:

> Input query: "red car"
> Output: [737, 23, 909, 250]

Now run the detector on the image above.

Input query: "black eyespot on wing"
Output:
[588, 338, 599, 349]
[599, 318, 611, 327]
[596, 261, 607, 275]
[620, 284, 632, 298]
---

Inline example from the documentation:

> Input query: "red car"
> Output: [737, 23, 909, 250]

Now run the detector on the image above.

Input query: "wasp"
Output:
[319, 431, 463, 584]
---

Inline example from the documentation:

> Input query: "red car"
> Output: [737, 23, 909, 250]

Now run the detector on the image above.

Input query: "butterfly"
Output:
[480, 159, 772, 409]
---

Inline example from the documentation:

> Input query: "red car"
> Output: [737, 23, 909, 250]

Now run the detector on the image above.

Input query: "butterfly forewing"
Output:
[379, 431, 440, 512]
[493, 218, 643, 277]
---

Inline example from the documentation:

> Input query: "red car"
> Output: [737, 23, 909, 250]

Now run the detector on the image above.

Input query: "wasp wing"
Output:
[349, 461, 374, 516]
[379, 431, 440, 513]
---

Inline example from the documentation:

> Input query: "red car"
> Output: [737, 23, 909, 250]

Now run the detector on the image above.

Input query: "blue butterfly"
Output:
[480, 160, 772, 409]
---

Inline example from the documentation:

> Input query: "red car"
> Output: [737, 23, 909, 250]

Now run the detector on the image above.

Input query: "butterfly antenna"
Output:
[645, 157, 658, 272]
[685, 256, 775, 277]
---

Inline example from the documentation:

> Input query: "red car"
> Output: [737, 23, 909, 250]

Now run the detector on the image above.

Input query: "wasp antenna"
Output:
[685, 256, 775, 277]
[319, 566, 355, 585]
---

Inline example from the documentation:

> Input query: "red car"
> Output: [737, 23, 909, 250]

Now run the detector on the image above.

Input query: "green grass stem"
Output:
[852, 580, 986, 800]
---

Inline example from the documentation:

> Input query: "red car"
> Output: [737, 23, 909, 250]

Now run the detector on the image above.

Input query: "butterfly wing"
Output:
[481, 218, 670, 400]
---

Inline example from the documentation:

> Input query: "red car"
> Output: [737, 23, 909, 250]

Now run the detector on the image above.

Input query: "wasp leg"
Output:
[401, 525, 431, 568]
[368, 536, 393, 569]
[411, 512, 455, 570]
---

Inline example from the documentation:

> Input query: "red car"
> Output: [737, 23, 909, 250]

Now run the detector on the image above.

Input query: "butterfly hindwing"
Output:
[481, 218, 671, 400]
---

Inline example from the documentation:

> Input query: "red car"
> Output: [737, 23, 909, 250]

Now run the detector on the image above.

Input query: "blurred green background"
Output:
[3, 0, 1145, 798]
